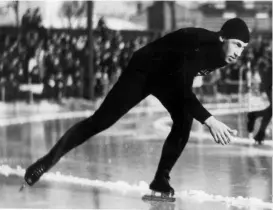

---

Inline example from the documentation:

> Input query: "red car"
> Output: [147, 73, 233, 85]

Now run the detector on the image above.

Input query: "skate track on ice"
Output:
[0, 164, 273, 209]
[0, 100, 272, 209]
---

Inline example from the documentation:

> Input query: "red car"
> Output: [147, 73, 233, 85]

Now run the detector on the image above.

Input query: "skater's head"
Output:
[219, 18, 249, 64]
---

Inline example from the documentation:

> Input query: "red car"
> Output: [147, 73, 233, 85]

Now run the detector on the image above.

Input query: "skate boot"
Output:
[142, 172, 175, 203]
[254, 130, 265, 145]
[24, 155, 53, 186]
[247, 113, 256, 133]
[149, 173, 174, 196]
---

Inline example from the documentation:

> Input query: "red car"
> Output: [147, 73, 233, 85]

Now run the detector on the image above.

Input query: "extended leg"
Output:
[24, 68, 150, 186]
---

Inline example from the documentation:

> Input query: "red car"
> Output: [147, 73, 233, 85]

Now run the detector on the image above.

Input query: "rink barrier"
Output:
[0, 102, 268, 127]
[153, 116, 273, 148]
[0, 164, 272, 209]
[0, 110, 93, 126]
[0, 103, 271, 147]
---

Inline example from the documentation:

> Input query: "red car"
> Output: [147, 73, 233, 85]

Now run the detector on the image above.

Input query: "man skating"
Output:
[247, 51, 272, 144]
[24, 18, 249, 197]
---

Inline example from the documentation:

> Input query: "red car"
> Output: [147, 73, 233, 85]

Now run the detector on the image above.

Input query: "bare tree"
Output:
[168, 1, 176, 30]
[0, 1, 19, 27]
[59, 1, 86, 28]
[10, 1, 19, 28]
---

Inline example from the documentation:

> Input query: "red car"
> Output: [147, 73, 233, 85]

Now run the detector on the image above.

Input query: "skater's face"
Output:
[220, 37, 248, 64]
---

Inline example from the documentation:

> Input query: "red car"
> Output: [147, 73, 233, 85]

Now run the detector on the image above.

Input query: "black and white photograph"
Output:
[0, 1, 272, 209]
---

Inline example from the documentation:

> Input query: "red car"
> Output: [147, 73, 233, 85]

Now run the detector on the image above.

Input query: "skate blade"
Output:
[142, 194, 175, 203]
[19, 181, 28, 192]
[255, 141, 264, 145]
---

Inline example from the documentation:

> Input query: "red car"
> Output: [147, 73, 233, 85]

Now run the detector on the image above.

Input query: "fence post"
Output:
[87, 1, 95, 100]
[27, 78, 33, 104]
[1, 83, 5, 102]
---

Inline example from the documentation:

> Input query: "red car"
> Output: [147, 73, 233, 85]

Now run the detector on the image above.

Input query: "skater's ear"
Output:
[219, 35, 226, 43]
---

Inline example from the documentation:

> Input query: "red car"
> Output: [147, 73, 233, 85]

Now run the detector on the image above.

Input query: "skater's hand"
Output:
[204, 116, 237, 145]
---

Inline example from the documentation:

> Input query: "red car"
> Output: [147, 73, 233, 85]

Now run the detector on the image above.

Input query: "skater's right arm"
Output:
[204, 116, 237, 145]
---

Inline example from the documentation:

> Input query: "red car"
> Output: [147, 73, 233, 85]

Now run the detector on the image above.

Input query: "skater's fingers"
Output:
[210, 128, 225, 145]
[230, 129, 237, 136]
[232, 130, 238, 136]
[224, 131, 233, 143]
[219, 132, 226, 144]
[212, 132, 220, 144]
[216, 133, 225, 145]
[220, 132, 229, 145]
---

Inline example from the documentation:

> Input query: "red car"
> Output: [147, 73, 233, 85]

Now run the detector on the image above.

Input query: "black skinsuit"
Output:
[26, 27, 228, 186]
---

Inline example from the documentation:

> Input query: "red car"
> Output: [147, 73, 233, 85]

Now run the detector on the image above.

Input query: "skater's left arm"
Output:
[182, 81, 212, 124]
[182, 81, 237, 143]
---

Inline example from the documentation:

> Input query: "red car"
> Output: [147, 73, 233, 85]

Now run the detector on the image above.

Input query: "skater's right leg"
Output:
[254, 103, 272, 143]
[248, 87, 272, 139]
[24, 66, 151, 186]
[149, 86, 193, 196]
[149, 114, 192, 196]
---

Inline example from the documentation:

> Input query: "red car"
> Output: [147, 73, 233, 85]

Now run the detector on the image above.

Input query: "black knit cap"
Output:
[221, 18, 250, 43]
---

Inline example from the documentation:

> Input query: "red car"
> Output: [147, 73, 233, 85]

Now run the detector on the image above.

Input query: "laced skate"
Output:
[142, 174, 175, 202]
[20, 156, 52, 191]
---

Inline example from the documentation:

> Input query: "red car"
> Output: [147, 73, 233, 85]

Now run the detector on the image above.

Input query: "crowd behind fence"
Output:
[0, 16, 271, 104]
[0, 20, 152, 102]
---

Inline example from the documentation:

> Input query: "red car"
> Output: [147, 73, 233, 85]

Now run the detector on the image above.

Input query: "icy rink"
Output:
[0, 106, 272, 209]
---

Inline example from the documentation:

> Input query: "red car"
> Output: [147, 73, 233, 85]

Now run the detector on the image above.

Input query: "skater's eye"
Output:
[235, 42, 246, 49]
[236, 42, 242, 48]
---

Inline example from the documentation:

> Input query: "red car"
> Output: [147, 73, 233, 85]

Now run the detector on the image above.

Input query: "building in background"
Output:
[199, 1, 272, 32]
[0, 1, 271, 32]
[130, 1, 203, 32]
[0, 1, 147, 30]
[131, 1, 272, 33]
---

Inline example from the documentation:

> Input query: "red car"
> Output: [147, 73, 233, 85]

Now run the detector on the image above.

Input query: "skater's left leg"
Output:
[149, 110, 193, 195]
[154, 110, 193, 179]
[150, 87, 193, 194]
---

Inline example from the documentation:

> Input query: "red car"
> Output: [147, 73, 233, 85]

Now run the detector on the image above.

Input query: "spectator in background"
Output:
[97, 17, 109, 43]
[1, 12, 153, 101]
[32, 8, 42, 27]
[1, 12, 270, 107]
[247, 49, 272, 144]
[21, 9, 32, 27]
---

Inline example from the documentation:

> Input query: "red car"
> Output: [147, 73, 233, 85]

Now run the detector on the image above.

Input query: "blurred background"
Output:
[0, 0, 271, 108]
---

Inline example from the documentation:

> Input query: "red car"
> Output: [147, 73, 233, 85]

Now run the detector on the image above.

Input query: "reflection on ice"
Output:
[0, 164, 272, 209]
[0, 110, 272, 209]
